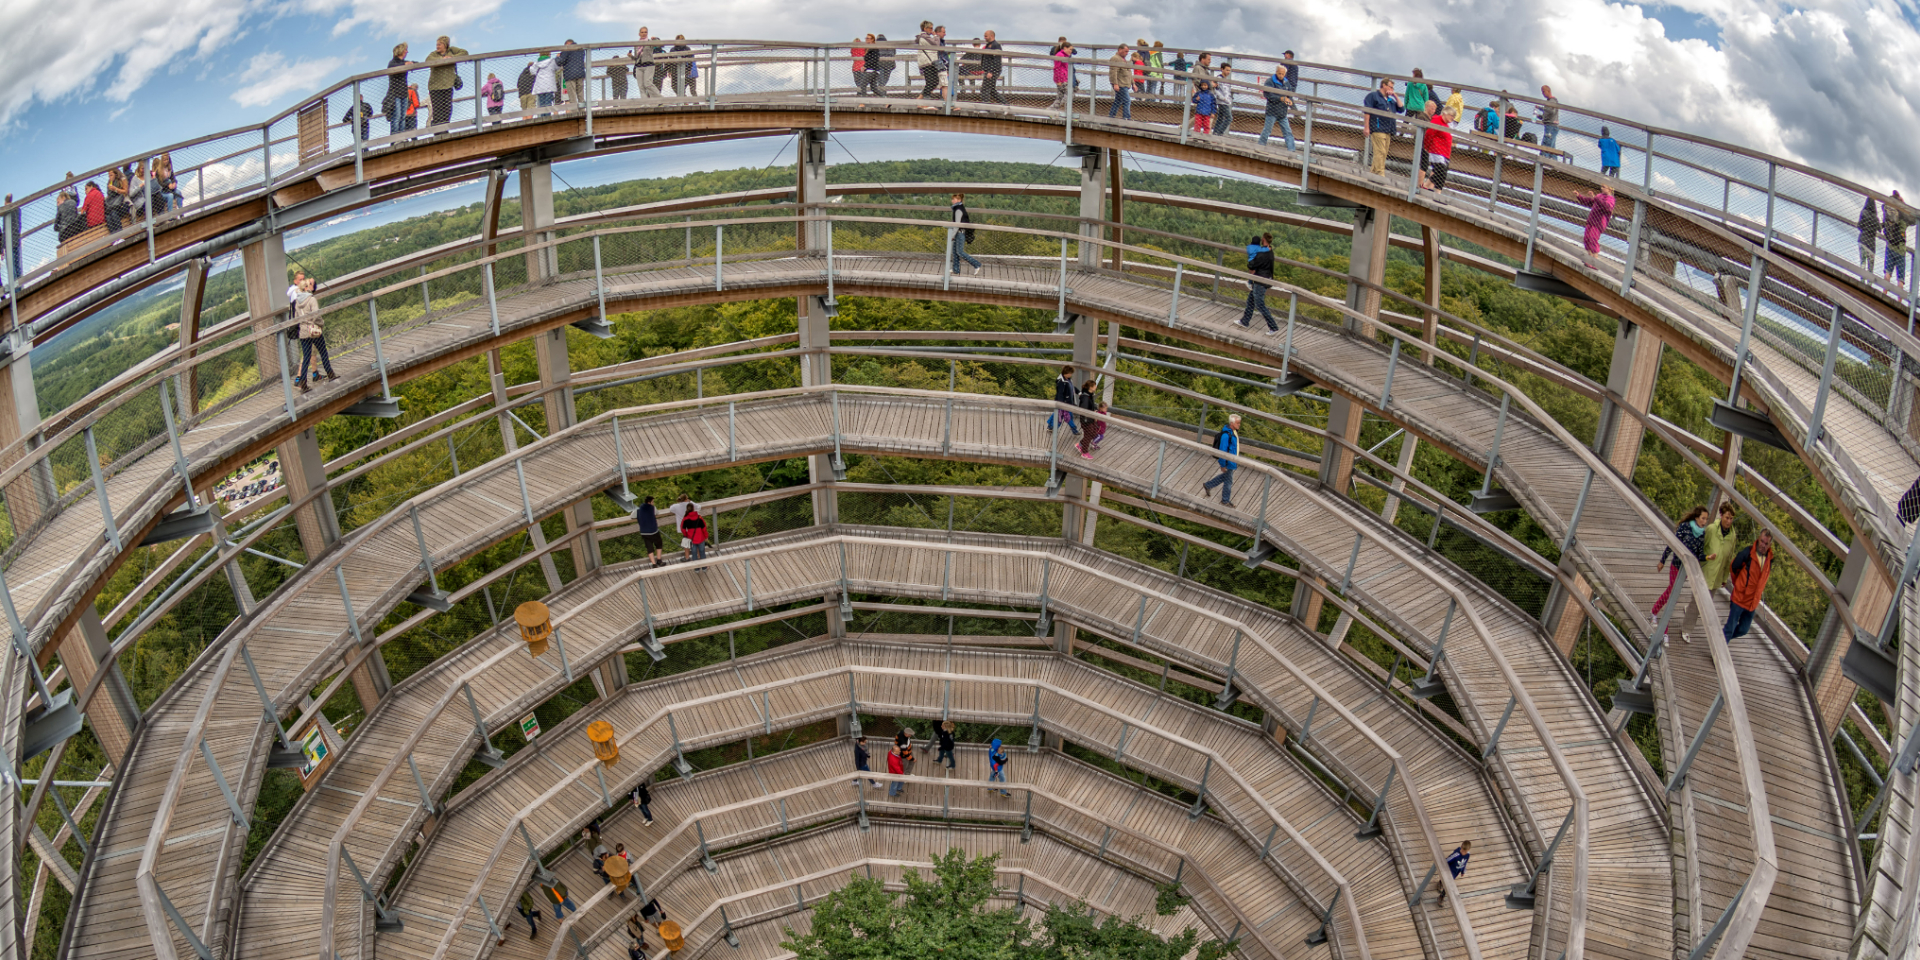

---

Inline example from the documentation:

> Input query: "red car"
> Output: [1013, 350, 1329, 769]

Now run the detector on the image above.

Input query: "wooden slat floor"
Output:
[233, 534, 1496, 960]
[1854, 592, 1920, 960]
[72, 382, 1631, 960]
[411, 737, 1280, 960]
[51, 254, 1846, 960]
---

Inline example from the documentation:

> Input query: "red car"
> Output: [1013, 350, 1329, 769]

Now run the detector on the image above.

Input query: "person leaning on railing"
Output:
[627, 27, 659, 98]
[1362, 78, 1403, 177]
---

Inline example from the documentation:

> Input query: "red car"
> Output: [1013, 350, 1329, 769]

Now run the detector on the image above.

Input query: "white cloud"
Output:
[0, 0, 261, 127]
[563, 0, 1920, 189]
[230, 51, 347, 108]
[297, 0, 509, 38]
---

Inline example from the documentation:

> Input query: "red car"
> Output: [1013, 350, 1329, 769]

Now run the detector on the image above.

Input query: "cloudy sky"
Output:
[0, 0, 1916, 201]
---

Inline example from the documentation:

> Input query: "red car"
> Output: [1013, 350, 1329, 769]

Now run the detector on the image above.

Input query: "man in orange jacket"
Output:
[1722, 530, 1774, 643]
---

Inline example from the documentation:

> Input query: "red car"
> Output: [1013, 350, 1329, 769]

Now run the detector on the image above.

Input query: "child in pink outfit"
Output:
[1079, 402, 1108, 457]
[1576, 184, 1616, 266]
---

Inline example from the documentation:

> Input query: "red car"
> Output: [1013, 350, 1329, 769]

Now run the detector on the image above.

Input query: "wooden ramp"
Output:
[1854, 591, 1920, 960]
[73, 384, 1665, 960]
[52, 256, 1840, 960]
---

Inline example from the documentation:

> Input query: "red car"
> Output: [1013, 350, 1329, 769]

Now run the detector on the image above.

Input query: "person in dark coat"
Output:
[1047, 364, 1079, 434]
[1239, 234, 1279, 332]
[558, 41, 588, 106]
[1859, 197, 1881, 269]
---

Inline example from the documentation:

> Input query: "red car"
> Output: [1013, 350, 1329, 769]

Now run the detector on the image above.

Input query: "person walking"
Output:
[1280, 50, 1299, 91]
[1403, 68, 1431, 117]
[1201, 414, 1241, 506]
[1437, 841, 1471, 904]
[1048, 365, 1079, 434]
[885, 742, 906, 797]
[978, 31, 1005, 104]
[1147, 42, 1166, 96]
[426, 36, 468, 125]
[294, 278, 336, 389]
[1650, 505, 1709, 626]
[1442, 86, 1463, 123]
[530, 53, 560, 110]
[916, 22, 942, 99]
[1362, 78, 1402, 177]
[1238, 234, 1279, 333]
[384, 43, 414, 133]
[1107, 45, 1133, 119]
[1079, 401, 1109, 458]
[558, 41, 588, 108]
[1860, 196, 1883, 269]
[1575, 183, 1616, 267]
[1701, 503, 1737, 591]
[1190, 80, 1217, 135]
[479, 73, 505, 115]
[895, 727, 917, 776]
[1722, 531, 1775, 643]
[630, 779, 654, 825]
[543, 880, 580, 919]
[1536, 85, 1560, 149]
[988, 737, 1011, 796]
[935, 720, 957, 768]
[1169, 49, 1190, 97]
[1260, 65, 1296, 149]
[518, 888, 542, 940]
[949, 192, 982, 274]
[1050, 39, 1074, 106]
[680, 504, 709, 568]
[875, 34, 898, 95]
[630, 29, 659, 98]
[1885, 192, 1911, 285]
[1420, 103, 1454, 198]
[1214, 63, 1237, 135]
[1597, 126, 1622, 177]
[638, 495, 664, 566]
[853, 735, 878, 787]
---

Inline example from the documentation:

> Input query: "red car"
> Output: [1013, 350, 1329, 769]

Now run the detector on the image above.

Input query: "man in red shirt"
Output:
[1722, 531, 1774, 643]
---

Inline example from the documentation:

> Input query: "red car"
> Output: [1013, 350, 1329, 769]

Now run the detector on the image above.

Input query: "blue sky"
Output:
[3, 0, 1919, 201]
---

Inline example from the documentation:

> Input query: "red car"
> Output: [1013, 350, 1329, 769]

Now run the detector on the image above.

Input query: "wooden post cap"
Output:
[659, 921, 684, 951]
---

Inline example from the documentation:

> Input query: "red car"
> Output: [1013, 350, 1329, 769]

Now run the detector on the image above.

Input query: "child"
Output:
[681, 506, 709, 568]
[480, 73, 505, 115]
[1575, 183, 1617, 267]
[404, 84, 422, 131]
[1080, 402, 1109, 458]
[988, 737, 1011, 796]
[1597, 126, 1622, 177]
[1191, 81, 1216, 135]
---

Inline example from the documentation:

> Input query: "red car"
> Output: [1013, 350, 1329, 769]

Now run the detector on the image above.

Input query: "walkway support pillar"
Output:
[796, 131, 838, 527]
[535, 324, 598, 579]
[1593, 318, 1662, 475]
[1811, 543, 1890, 734]
[519, 162, 557, 283]
[59, 609, 138, 765]
[0, 332, 51, 537]
[243, 233, 342, 560]
[1077, 149, 1105, 268]
[175, 257, 210, 419]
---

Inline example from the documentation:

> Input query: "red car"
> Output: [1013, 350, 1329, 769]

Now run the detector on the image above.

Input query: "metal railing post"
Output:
[83, 427, 121, 551]
[1642, 130, 1656, 194]
[1665, 692, 1724, 792]
[1478, 393, 1511, 496]
[1482, 695, 1517, 758]
[1406, 125, 1425, 201]
[1355, 764, 1396, 838]
[1506, 807, 1575, 908]
[483, 260, 500, 337]
[714, 225, 724, 290]
[1560, 467, 1594, 555]
[1727, 254, 1766, 403]
[1807, 303, 1845, 446]
[592, 234, 608, 323]
[1762, 162, 1778, 249]
[1298, 102, 1314, 189]
[1619, 200, 1647, 295]
[1523, 159, 1546, 271]
[408, 755, 437, 815]
[1167, 263, 1183, 324]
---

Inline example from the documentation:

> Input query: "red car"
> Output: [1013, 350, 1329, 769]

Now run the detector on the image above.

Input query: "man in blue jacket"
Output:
[1597, 126, 1621, 177]
[1239, 235, 1279, 333]
[1363, 78, 1403, 177]
[1201, 414, 1241, 506]
[1260, 68, 1295, 150]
